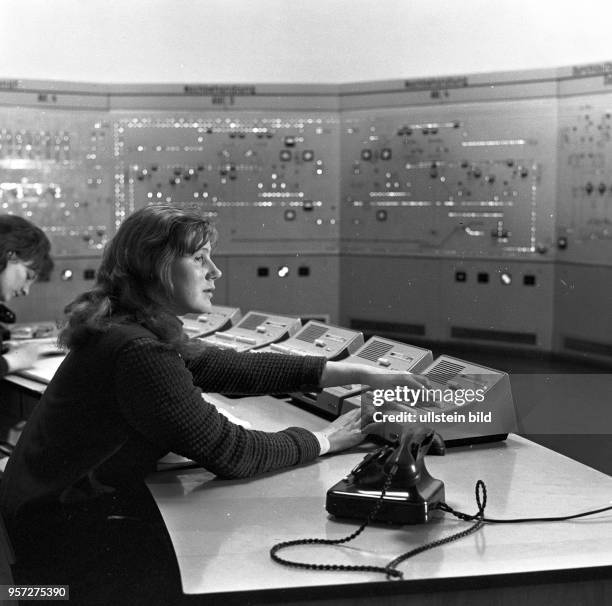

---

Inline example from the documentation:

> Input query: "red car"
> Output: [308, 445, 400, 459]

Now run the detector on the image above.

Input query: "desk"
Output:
[147, 394, 612, 605]
[2, 369, 612, 604]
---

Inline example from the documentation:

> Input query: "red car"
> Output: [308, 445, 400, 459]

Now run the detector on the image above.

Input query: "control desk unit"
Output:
[199, 311, 302, 352]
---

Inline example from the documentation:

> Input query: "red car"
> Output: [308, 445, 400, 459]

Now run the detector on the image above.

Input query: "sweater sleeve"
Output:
[0, 336, 8, 378]
[185, 346, 326, 395]
[0, 356, 8, 379]
[114, 338, 321, 479]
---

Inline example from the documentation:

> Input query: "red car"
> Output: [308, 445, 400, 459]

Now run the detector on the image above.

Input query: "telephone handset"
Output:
[326, 427, 446, 524]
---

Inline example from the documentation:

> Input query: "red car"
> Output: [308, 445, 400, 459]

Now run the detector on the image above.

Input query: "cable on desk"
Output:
[270, 472, 488, 580]
[271, 478, 612, 580]
[437, 497, 612, 524]
[270, 466, 404, 579]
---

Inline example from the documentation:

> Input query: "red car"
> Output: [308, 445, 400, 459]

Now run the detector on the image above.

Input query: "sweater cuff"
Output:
[311, 432, 331, 455]
[285, 427, 321, 463]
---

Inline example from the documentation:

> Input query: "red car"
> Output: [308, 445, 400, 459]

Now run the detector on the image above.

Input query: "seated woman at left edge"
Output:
[0, 214, 53, 378]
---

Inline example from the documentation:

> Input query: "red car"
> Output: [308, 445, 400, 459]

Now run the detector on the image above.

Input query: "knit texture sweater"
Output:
[0, 322, 326, 523]
[0, 338, 7, 378]
[0, 325, 10, 377]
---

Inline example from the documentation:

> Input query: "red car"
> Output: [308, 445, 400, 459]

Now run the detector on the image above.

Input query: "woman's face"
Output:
[0, 256, 37, 303]
[168, 242, 222, 315]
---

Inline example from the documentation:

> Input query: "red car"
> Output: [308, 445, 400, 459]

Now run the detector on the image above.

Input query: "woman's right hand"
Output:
[3, 341, 41, 373]
[318, 408, 365, 453]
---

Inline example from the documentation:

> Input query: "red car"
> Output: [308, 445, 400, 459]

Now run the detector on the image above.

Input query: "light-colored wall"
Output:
[1, 0, 612, 84]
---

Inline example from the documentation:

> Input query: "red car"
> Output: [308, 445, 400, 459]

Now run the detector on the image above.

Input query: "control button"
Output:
[236, 336, 256, 344]
[377, 358, 391, 367]
[314, 339, 326, 347]
[215, 333, 235, 341]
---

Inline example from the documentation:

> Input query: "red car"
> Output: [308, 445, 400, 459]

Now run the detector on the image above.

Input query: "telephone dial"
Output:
[326, 427, 446, 525]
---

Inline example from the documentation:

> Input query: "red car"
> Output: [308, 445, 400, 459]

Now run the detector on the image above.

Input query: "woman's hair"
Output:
[60, 205, 217, 350]
[0, 215, 53, 279]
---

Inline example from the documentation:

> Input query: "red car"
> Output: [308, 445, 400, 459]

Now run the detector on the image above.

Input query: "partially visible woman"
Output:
[0, 215, 53, 378]
[0, 205, 427, 604]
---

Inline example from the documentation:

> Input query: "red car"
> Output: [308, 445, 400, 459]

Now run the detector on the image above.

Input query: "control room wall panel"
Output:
[225, 255, 339, 323]
[2, 65, 612, 365]
[339, 256, 440, 341]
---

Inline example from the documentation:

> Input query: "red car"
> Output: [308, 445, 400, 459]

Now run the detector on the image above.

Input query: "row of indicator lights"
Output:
[372, 210, 510, 224]
[583, 182, 611, 195]
[51, 268, 97, 282]
[47, 266, 540, 286]
[135, 158, 321, 184]
[357, 152, 531, 179]
[396, 122, 462, 136]
[455, 270, 536, 286]
[257, 266, 311, 278]
[127, 131, 312, 145]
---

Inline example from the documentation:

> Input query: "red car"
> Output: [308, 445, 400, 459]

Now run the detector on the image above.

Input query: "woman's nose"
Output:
[207, 263, 222, 280]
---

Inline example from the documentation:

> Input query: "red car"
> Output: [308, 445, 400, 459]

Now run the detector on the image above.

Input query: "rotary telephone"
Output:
[326, 426, 446, 524]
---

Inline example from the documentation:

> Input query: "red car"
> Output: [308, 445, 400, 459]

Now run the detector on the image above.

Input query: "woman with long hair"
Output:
[0, 205, 426, 604]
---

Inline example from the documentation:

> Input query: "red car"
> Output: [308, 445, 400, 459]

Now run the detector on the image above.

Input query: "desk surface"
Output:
[146, 394, 612, 600]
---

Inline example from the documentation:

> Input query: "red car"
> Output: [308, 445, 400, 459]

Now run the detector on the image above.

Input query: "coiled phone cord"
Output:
[270, 462, 405, 578]
[270, 464, 488, 580]
[383, 480, 487, 576]
[271, 470, 612, 580]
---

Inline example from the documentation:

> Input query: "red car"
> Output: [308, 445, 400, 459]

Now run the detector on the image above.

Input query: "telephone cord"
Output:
[270, 477, 612, 579]
[270, 464, 404, 578]
[270, 471, 488, 580]
[437, 496, 612, 524]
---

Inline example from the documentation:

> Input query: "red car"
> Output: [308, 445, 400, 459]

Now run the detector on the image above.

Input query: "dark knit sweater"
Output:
[0, 326, 10, 377]
[0, 339, 8, 378]
[0, 322, 326, 523]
